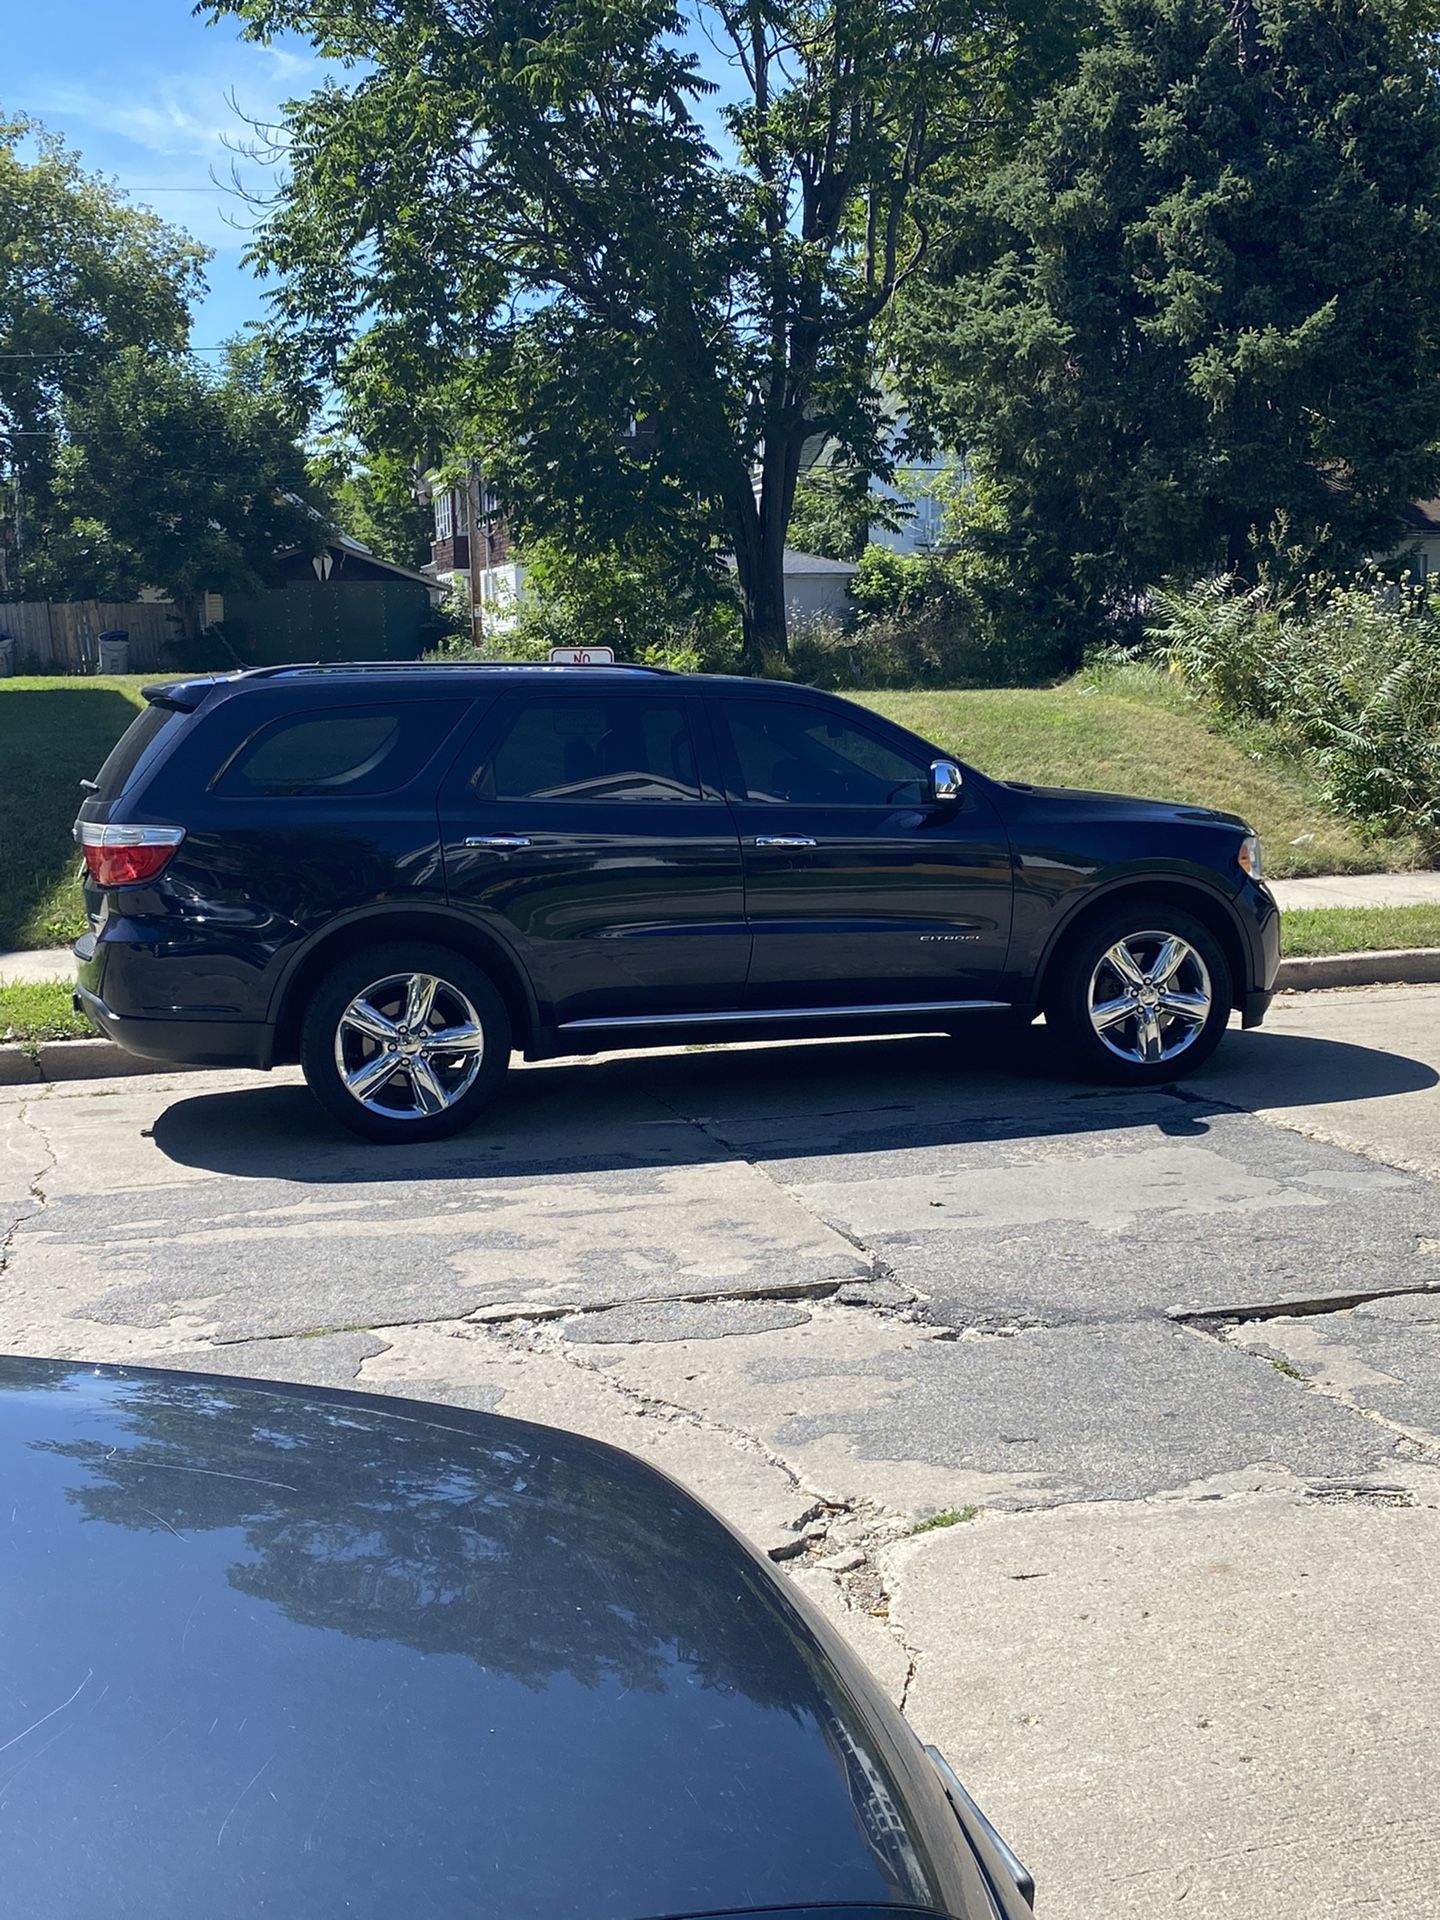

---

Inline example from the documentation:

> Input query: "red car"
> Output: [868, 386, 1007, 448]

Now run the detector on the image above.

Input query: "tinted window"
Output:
[476, 697, 702, 802]
[91, 702, 183, 801]
[722, 700, 928, 806]
[219, 701, 466, 798]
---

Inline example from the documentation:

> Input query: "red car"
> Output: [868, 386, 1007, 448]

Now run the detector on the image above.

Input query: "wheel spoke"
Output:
[407, 1056, 449, 1114]
[1104, 941, 1147, 991]
[346, 1052, 401, 1100]
[1091, 994, 1139, 1032]
[1151, 937, 1190, 987]
[1137, 1006, 1166, 1063]
[344, 998, 400, 1046]
[405, 973, 439, 1031]
[1159, 990, 1209, 1025]
[421, 1023, 485, 1055]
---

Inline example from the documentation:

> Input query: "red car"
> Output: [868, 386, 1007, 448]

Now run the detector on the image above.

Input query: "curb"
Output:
[5, 947, 1440, 1086]
[1274, 947, 1440, 992]
[0, 1038, 201, 1088]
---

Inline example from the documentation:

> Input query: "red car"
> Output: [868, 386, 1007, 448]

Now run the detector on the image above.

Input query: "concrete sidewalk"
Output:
[0, 945, 78, 986]
[1270, 871, 1440, 910]
[4, 873, 1439, 987]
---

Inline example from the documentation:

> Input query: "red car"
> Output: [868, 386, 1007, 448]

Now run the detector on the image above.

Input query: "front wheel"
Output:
[1043, 905, 1232, 1085]
[300, 942, 512, 1142]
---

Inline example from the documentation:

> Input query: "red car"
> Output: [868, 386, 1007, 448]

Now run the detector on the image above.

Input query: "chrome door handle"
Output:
[753, 835, 817, 848]
[464, 835, 531, 849]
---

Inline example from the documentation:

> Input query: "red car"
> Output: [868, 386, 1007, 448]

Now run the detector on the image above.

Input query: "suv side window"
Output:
[474, 696, 703, 802]
[217, 702, 468, 798]
[720, 699, 929, 807]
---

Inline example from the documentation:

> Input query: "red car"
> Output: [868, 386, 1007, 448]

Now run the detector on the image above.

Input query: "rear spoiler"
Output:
[140, 677, 233, 714]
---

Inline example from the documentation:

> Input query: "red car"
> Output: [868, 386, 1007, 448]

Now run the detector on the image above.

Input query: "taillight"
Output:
[77, 822, 186, 888]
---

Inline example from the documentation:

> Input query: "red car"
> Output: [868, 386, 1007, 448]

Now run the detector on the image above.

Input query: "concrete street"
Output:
[3, 985, 1440, 1915]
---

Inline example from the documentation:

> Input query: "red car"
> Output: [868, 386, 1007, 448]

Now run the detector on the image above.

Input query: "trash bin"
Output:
[0, 634, 13, 678]
[97, 629, 130, 674]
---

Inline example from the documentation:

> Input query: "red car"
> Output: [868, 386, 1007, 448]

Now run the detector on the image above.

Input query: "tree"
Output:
[898, 0, 1440, 661]
[313, 442, 434, 570]
[209, 0, 1081, 666]
[788, 466, 889, 562]
[0, 114, 207, 595]
[33, 341, 325, 620]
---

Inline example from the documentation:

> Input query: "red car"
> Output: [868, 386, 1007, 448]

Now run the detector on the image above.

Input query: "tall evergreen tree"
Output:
[900, 0, 1440, 658]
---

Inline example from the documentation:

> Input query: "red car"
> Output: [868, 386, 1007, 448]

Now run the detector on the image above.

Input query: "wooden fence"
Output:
[0, 601, 187, 673]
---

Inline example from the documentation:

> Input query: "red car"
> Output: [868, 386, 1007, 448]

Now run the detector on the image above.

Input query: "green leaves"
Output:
[0, 114, 208, 590]
[205, 0, 1078, 657]
[31, 344, 326, 603]
[900, 0, 1440, 649]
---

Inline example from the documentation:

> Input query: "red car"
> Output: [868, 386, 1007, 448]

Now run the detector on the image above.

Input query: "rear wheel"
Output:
[1043, 904, 1232, 1085]
[300, 942, 511, 1142]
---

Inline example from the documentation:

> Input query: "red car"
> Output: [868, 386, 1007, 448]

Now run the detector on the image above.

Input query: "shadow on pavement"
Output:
[150, 1022, 1439, 1185]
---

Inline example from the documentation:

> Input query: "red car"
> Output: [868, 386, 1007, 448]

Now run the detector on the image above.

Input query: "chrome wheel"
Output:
[1086, 930, 1213, 1067]
[333, 971, 486, 1121]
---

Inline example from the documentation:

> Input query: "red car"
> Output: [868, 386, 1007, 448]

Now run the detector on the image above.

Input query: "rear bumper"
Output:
[76, 984, 271, 1070]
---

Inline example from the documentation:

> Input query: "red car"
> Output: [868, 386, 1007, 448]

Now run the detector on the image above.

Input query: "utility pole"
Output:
[465, 466, 483, 648]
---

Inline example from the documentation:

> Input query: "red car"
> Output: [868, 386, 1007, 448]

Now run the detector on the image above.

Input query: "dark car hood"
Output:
[0, 1359, 982, 1920]
[1000, 778, 1250, 832]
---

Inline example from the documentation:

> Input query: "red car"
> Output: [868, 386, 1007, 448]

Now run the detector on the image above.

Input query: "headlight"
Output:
[1238, 833, 1262, 882]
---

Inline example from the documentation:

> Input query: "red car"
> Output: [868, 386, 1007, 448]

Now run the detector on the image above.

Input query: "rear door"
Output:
[438, 685, 749, 1026]
[713, 692, 1014, 1008]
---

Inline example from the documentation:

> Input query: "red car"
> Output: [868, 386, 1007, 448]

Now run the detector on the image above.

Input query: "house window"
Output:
[434, 492, 454, 541]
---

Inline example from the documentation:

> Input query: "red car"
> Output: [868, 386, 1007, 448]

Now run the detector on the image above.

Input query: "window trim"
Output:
[714, 695, 935, 810]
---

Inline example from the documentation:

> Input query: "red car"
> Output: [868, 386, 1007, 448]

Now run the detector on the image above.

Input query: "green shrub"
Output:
[1150, 573, 1440, 847]
[827, 543, 1075, 687]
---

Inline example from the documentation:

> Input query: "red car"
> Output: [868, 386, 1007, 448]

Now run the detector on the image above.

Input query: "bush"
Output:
[1150, 573, 1440, 847]
[813, 543, 1075, 688]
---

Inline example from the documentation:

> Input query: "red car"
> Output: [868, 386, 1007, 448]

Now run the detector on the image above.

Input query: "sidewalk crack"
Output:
[0, 1091, 57, 1277]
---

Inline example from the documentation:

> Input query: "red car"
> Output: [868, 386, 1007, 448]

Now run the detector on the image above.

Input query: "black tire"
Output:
[1042, 903, 1232, 1086]
[299, 941, 512, 1142]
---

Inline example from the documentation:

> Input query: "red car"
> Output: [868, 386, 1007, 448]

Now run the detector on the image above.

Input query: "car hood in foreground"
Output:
[0, 1359, 990, 1920]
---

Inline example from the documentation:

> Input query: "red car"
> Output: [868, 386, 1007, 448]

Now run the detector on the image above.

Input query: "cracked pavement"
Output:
[5, 985, 1440, 1916]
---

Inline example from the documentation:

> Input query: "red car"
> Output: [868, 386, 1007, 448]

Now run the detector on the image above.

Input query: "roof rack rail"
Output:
[232, 659, 676, 677]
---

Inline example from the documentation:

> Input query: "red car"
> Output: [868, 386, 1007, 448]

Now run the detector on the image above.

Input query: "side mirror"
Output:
[930, 758, 963, 802]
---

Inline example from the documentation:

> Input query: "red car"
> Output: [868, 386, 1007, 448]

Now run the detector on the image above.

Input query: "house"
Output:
[214, 532, 445, 665]
[419, 472, 525, 638]
[772, 550, 858, 620]
[419, 467, 853, 635]
[1397, 501, 1440, 581]
[793, 405, 968, 556]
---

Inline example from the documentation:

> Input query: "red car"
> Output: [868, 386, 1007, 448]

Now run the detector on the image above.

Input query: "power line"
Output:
[0, 347, 239, 359]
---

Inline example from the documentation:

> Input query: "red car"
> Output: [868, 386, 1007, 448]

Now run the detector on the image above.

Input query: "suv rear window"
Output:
[90, 702, 185, 802]
[217, 702, 467, 799]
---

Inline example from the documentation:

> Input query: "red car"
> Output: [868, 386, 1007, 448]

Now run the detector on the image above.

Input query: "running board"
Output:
[558, 999, 1010, 1032]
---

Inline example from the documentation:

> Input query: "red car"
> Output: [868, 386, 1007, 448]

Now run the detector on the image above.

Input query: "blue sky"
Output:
[10, 2, 741, 356]
[8, 0, 337, 347]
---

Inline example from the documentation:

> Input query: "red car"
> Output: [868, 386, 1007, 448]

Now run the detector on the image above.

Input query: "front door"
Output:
[439, 688, 749, 1026]
[712, 694, 1013, 1008]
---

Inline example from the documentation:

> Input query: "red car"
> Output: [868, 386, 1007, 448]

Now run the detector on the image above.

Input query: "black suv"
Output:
[74, 662, 1279, 1142]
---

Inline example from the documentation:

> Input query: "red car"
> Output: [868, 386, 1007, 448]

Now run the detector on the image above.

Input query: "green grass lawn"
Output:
[0, 675, 150, 950]
[859, 678, 1423, 879]
[0, 981, 93, 1044]
[1281, 904, 1440, 958]
[0, 667, 1428, 953]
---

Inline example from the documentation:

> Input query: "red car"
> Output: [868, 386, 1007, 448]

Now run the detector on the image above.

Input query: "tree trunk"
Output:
[735, 531, 789, 675]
